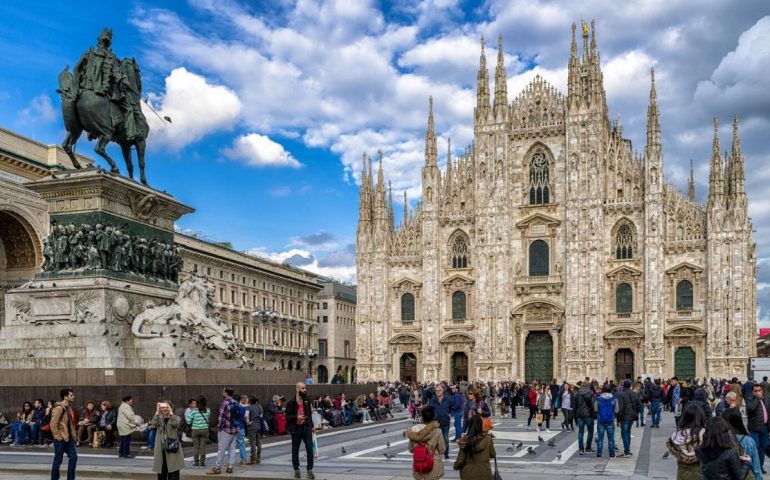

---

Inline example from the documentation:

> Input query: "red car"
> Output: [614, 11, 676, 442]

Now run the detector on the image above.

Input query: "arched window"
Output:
[616, 283, 633, 313]
[529, 152, 550, 205]
[317, 365, 329, 383]
[451, 234, 469, 268]
[288, 360, 294, 371]
[676, 280, 693, 311]
[452, 291, 466, 319]
[616, 224, 634, 259]
[401, 293, 415, 321]
[529, 240, 549, 276]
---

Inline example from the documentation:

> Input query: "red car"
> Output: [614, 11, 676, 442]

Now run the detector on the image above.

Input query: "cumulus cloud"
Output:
[19, 94, 56, 124]
[246, 245, 355, 283]
[143, 67, 241, 149]
[223, 133, 302, 168]
[289, 231, 338, 248]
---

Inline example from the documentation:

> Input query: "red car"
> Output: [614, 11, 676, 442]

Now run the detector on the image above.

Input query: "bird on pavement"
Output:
[527, 446, 536, 455]
[662, 451, 670, 459]
[102, 330, 109, 336]
[402, 431, 406, 438]
[341, 446, 347, 454]
[383, 452, 396, 460]
[547, 439, 556, 447]
[386, 442, 390, 448]
[381, 428, 387, 434]
[557, 450, 562, 460]
[68, 331, 77, 337]
[515, 441, 523, 449]
[538, 435, 544, 443]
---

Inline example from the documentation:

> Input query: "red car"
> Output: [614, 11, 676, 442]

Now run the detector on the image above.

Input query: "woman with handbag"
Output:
[464, 390, 491, 434]
[453, 414, 497, 480]
[150, 401, 184, 480]
[537, 387, 552, 432]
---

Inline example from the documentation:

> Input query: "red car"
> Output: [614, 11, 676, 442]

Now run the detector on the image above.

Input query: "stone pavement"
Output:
[0, 406, 682, 479]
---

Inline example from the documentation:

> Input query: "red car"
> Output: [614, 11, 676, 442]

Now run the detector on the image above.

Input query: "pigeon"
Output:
[179, 352, 185, 358]
[538, 435, 544, 443]
[68, 331, 77, 337]
[402, 431, 406, 439]
[548, 439, 556, 447]
[383, 452, 396, 460]
[163, 116, 172, 124]
[197, 354, 205, 359]
[150, 331, 158, 335]
[341, 446, 347, 454]
[52, 283, 56, 287]
[172, 343, 177, 347]
[183, 361, 188, 368]
[506, 445, 514, 452]
[170, 334, 178, 338]
[114, 341, 120, 346]
[26, 353, 34, 358]
[386, 442, 390, 448]
[102, 330, 109, 336]
[112, 332, 119, 336]
[170, 329, 176, 334]
[662, 451, 670, 459]
[381, 428, 386, 434]
[161, 352, 166, 358]
[527, 446, 536, 455]
[557, 450, 562, 460]
[124, 284, 131, 289]
[515, 441, 523, 449]
[99, 318, 107, 323]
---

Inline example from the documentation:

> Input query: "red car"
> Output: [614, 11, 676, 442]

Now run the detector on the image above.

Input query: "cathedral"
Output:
[354, 21, 757, 383]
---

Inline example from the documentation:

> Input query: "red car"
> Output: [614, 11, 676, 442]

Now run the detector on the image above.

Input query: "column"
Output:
[550, 329, 559, 381]
[519, 329, 528, 380]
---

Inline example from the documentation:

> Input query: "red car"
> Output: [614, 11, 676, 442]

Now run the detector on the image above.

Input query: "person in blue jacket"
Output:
[429, 384, 452, 460]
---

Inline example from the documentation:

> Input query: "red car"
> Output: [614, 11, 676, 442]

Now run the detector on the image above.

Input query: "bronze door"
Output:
[524, 332, 553, 384]
[674, 347, 696, 379]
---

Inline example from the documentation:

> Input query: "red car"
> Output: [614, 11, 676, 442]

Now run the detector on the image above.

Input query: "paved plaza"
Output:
[0, 407, 680, 479]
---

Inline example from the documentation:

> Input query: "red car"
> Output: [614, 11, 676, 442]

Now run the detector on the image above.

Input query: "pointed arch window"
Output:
[616, 283, 633, 313]
[528, 240, 549, 277]
[452, 291, 466, 319]
[529, 152, 550, 205]
[676, 280, 693, 311]
[615, 224, 634, 259]
[451, 234, 469, 268]
[401, 293, 415, 322]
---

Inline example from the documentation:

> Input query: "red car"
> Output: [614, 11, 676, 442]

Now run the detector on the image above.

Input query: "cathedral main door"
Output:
[615, 348, 634, 381]
[674, 347, 696, 379]
[525, 332, 553, 384]
[400, 353, 417, 382]
[450, 352, 468, 382]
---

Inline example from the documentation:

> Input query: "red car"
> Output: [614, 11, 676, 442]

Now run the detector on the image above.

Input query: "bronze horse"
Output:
[58, 58, 150, 184]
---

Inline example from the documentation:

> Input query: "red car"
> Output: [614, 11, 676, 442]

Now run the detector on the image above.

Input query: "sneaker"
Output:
[206, 468, 221, 475]
[140, 445, 150, 450]
[616, 453, 627, 458]
[294, 470, 301, 479]
[578, 450, 585, 456]
[226, 467, 233, 473]
[193, 461, 200, 467]
[307, 471, 316, 480]
[237, 461, 247, 466]
[626, 452, 633, 456]
[546, 429, 551, 432]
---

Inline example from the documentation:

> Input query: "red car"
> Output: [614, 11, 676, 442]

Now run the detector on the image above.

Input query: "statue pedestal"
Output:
[0, 170, 237, 372]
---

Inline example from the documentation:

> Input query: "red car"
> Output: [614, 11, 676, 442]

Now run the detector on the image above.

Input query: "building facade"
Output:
[355, 23, 757, 383]
[316, 279, 357, 383]
[0, 128, 322, 375]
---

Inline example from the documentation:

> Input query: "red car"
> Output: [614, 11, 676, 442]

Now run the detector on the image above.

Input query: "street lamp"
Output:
[251, 309, 279, 361]
[299, 347, 316, 377]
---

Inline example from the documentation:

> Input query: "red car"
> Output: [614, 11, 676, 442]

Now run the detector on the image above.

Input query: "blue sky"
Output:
[2, 1, 770, 325]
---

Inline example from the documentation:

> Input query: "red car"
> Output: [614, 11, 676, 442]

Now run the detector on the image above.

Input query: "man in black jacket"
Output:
[616, 380, 641, 457]
[574, 379, 595, 455]
[647, 379, 664, 428]
[746, 383, 770, 473]
[285, 382, 315, 480]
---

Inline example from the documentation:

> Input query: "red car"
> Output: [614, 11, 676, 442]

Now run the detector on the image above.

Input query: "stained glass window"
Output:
[529, 240, 549, 276]
[676, 280, 693, 311]
[529, 152, 550, 205]
[401, 293, 415, 321]
[451, 235, 469, 268]
[616, 224, 634, 259]
[452, 291, 466, 319]
[616, 283, 632, 313]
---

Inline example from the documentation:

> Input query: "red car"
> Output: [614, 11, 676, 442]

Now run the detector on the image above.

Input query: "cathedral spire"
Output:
[708, 116, 724, 204]
[590, 19, 597, 60]
[732, 115, 745, 199]
[475, 36, 490, 121]
[493, 34, 508, 118]
[403, 190, 408, 227]
[376, 150, 384, 192]
[425, 96, 437, 167]
[387, 180, 394, 230]
[688, 159, 695, 200]
[646, 68, 660, 147]
[445, 138, 453, 188]
[570, 22, 578, 63]
[581, 19, 589, 62]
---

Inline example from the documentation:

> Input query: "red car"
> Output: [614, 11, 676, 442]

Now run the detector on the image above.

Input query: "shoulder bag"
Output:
[163, 419, 180, 453]
[493, 454, 503, 480]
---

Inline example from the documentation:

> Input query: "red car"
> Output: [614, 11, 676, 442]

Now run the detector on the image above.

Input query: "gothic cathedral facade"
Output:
[355, 22, 756, 383]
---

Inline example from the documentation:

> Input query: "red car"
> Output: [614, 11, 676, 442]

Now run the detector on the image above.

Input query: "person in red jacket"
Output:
[527, 385, 540, 430]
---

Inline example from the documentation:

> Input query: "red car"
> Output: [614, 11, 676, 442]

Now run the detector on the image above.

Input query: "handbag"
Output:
[535, 412, 544, 424]
[482, 416, 494, 431]
[493, 455, 503, 480]
[163, 421, 180, 453]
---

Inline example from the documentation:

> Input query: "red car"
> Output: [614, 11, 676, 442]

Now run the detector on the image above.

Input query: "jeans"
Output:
[51, 438, 77, 480]
[247, 428, 261, 460]
[30, 421, 41, 444]
[440, 424, 450, 459]
[14, 422, 31, 444]
[191, 428, 208, 464]
[749, 426, 770, 469]
[290, 425, 313, 472]
[147, 427, 156, 449]
[637, 406, 646, 426]
[453, 413, 463, 440]
[596, 422, 615, 457]
[538, 409, 551, 429]
[561, 408, 573, 430]
[650, 401, 662, 427]
[215, 431, 238, 469]
[527, 407, 538, 426]
[343, 409, 353, 425]
[119, 434, 131, 457]
[576, 417, 594, 452]
[237, 427, 248, 462]
[620, 421, 633, 454]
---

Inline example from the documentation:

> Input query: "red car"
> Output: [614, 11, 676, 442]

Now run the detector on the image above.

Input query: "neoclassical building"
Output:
[355, 23, 757, 383]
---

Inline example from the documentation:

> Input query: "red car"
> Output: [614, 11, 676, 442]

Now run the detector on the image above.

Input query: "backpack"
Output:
[230, 400, 245, 427]
[597, 396, 616, 424]
[413, 441, 434, 474]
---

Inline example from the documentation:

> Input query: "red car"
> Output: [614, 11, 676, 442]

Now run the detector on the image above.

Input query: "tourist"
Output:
[648, 378, 664, 428]
[117, 395, 140, 459]
[186, 396, 210, 468]
[304, 373, 313, 386]
[40, 400, 55, 446]
[666, 403, 707, 479]
[450, 385, 464, 440]
[50, 388, 77, 480]
[150, 401, 184, 480]
[30, 399, 45, 446]
[96, 400, 117, 448]
[453, 414, 495, 480]
[11, 401, 33, 446]
[207, 388, 239, 475]
[723, 407, 763, 480]
[617, 379, 640, 457]
[634, 381, 647, 427]
[745, 383, 770, 472]
[406, 405, 445, 480]
[536, 384, 552, 432]
[715, 391, 739, 417]
[574, 380, 595, 455]
[690, 387, 713, 419]
[429, 384, 451, 459]
[695, 416, 752, 479]
[594, 384, 617, 458]
[549, 379, 560, 419]
[76, 401, 99, 447]
[559, 382, 574, 431]
[365, 393, 382, 421]
[526, 384, 539, 430]
[353, 395, 372, 423]
[235, 395, 250, 467]
[266, 395, 281, 435]
[464, 388, 490, 434]
[286, 381, 315, 479]
[245, 395, 263, 464]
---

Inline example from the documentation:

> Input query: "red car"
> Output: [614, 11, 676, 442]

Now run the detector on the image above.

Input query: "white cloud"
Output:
[223, 133, 302, 168]
[246, 245, 356, 283]
[143, 67, 241, 149]
[19, 94, 56, 124]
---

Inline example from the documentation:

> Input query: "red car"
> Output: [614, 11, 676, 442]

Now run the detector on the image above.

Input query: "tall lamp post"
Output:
[299, 348, 316, 378]
[251, 309, 279, 361]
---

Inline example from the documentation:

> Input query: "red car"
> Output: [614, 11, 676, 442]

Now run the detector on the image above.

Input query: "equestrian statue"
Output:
[57, 28, 150, 184]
